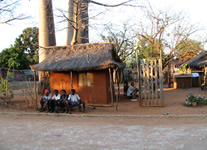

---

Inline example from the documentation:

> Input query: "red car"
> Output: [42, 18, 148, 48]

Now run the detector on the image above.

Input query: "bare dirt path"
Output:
[0, 114, 207, 150]
[3, 87, 207, 116]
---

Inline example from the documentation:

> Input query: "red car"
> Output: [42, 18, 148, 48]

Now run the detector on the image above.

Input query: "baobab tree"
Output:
[38, 0, 56, 92]
[61, 0, 134, 45]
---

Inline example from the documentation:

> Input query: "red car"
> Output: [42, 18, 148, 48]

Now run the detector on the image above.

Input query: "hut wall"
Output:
[49, 70, 111, 104]
[174, 77, 192, 88]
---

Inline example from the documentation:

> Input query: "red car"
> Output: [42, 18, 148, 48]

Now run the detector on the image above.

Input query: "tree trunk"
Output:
[66, 0, 74, 45]
[39, 0, 56, 93]
[167, 63, 171, 88]
[77, 0, 89, 44]
[67, 0, 89, 45]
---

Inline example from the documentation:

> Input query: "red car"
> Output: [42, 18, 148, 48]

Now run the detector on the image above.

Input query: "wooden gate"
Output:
[137, 59, 164, 106]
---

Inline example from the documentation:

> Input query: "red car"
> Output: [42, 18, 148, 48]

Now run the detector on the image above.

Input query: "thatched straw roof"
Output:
[31, 43, 125, 72]
[185, 51, 207, 67]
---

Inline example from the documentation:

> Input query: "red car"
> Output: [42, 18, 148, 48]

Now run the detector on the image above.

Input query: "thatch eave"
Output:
[31, 43, 125, 72]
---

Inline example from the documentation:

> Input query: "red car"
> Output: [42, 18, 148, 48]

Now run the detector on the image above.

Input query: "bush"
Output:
[203, 99, 207, 105]
[185, 93, 206, 107]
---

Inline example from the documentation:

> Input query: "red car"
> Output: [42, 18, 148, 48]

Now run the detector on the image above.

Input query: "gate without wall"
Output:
[137, 59, 164, 106]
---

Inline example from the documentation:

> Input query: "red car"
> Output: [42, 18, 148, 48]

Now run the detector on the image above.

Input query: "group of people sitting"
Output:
[40, 89, 85, 114]
[124, 82, 138, 98]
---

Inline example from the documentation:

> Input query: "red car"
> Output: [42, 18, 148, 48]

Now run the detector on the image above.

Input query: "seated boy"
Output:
[127, 83, 138, 98]
[59, 89, 69, 113]
[40, 89, 52, 112]
[68, 89, 85, 112]
[49, 90, 61, 113]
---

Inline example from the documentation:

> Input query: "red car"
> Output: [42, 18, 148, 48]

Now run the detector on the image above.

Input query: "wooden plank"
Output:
[146, 60, 150, 105]
[151, 60, 154, 105]
[116, 70, 120, 111]
[109, 68, 114, 106]
[138, 54, 142, 106]
[159, 59, 164, 106]
[142, 63, 146, 105]
[155, 60, 158, 102]
[70, 71, 73, 89]
[34, 71, 37, 108]
[136, 51, 142, 106]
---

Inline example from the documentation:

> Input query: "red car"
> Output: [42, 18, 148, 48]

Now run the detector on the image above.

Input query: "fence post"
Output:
[109, 68, 114, 106]
[34, 71, 37, 108]
[150, 60, 154, 104]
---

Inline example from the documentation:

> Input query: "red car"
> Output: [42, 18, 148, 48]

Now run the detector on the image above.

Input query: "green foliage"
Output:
[177, 39, 203, 59]
[0, 27, 39, 70]
[136, 38, 164, 60]
[181, 64, 188, 73]
[186, 93, 197, 103]
[185, 93, 206, 107]
[125, 52, 137, 68]
[0, 73, 14, 99]
[203, 99, 207, 105]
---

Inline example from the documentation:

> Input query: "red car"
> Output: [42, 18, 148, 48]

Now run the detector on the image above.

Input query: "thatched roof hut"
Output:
[185, 51, 207, 67]
[31, 43, 125, 72]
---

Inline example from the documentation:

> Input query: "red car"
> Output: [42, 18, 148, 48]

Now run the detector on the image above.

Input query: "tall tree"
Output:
[100, 24, 136, 62]
[176, 39, 204, 61]
[59, 0, 134, 45]
[0, 27, 39, 70]
[15, 27, 39, 65]
[38, 0, 56, 93]
[137, 2, 203, 87]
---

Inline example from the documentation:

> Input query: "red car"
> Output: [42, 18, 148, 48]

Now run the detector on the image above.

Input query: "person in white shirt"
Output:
[127, 83, 138, 98]
[48, 90, 61, 113]
[40, 89, 52, 112]
[68, 89, 85, 112]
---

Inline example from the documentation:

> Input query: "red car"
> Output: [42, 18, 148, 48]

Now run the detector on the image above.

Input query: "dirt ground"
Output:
[1, 83, 207, 149]
[2, 83, 207, 115]
[0, 114, 207, 150]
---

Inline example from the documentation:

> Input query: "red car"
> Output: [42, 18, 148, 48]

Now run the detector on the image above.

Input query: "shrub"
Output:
[185, 93, 206, 107]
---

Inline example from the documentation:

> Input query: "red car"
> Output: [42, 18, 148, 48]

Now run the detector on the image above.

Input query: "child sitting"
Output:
[68, 89, 85, 112]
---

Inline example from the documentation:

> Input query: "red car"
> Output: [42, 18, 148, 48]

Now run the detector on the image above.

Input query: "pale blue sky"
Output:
[0, 0, 207, 51]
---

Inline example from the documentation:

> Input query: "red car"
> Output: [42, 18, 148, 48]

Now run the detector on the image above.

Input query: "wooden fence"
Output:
[137, 59, 164, 106]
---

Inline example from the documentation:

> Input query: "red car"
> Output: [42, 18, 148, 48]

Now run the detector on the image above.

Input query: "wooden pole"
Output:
[115, 69, 120, 111]
[150, 60, 154, 103]
[34, 71, 37, 108]
[146, 60, 150, 101]
[136, 51, 142, 106]
[143, 63, 146, 103]
[70, 71, 73, 89]
[159, 59, 163, 105]
[155, 60, 158, 101]
[109, 68, 114, 106]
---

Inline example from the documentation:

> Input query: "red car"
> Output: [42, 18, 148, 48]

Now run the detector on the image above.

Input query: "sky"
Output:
[0, 0, 207, 51]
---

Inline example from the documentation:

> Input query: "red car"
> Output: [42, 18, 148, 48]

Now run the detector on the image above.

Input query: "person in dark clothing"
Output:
[124, 81, 129, 96]
[59, 89, 69, 113]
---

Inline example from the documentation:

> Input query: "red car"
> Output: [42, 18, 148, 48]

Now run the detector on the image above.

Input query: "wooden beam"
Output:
[34, 71, 37, 108]
[109, 68, 114, 106]
[159, 59, 163, 105]
[136, 51, 142, 106]
[70, 71, 73, 89]
[155, 60, 158, 101]
[150, 60, 154, 103]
